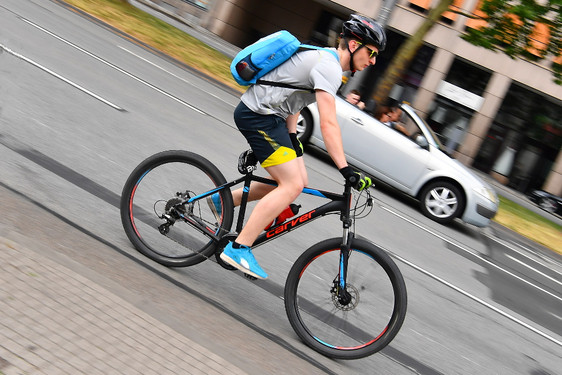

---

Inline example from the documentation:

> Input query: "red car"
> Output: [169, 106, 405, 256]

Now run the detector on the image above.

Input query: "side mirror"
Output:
[415, 134, 429, 149]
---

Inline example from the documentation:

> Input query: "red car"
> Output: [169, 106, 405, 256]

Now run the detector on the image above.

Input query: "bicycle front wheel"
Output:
[120, 150, 234, 267]
[284, 237, 407, 359]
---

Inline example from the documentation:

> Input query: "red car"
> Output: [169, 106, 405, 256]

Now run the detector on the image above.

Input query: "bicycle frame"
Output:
[242, 175, 355, 248]
[178, 169, 357, 293]
[181, 171, 355, 250]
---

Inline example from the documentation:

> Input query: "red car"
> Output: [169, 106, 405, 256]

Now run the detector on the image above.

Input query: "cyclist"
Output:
[214, 14, 386, 279]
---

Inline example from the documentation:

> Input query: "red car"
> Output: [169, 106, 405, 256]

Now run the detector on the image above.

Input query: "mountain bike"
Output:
[120, 149, 407, 359]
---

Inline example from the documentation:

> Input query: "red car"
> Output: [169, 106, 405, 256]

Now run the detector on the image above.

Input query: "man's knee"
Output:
[291, 179, 305, 199]
[294, 179, 305, 193]
[298, 166, 308, 187]
[278, 178, 304, 200]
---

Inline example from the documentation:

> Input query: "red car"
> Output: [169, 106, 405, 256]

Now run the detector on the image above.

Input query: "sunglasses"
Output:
[357, 42, 378, 58]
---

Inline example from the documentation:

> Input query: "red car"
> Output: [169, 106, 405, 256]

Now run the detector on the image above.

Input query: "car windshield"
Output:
[399, 105, 445, 150]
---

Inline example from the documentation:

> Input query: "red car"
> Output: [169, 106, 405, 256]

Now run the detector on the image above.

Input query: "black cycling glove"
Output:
[289, 133, 304, 157]
[339, 166, 372, 191]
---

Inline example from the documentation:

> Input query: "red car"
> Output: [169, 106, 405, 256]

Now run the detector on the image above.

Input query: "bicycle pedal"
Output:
[244, 273, 257, 281]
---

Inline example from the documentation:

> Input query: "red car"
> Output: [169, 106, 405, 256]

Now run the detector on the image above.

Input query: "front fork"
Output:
[334, 221, 354, 305]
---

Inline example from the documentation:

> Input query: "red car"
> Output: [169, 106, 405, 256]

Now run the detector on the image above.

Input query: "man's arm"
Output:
[315, 90, 348, 170]
[286, 113, 299, 133]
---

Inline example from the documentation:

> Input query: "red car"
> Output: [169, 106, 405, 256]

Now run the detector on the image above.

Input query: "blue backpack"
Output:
[231, 30, 338, 90]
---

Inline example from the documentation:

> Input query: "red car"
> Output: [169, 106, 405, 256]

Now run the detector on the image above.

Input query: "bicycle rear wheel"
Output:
[120, 150, 234, 267]
[284, 237, 407, 359]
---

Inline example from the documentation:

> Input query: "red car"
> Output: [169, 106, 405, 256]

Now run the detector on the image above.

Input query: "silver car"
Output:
[298, 98, 499, 227]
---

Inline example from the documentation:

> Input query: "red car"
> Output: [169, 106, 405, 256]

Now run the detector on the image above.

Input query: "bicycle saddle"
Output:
[238, 149, 258, 174]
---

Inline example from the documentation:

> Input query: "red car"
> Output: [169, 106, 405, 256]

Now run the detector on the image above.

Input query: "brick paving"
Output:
[0, 237, 247, 375]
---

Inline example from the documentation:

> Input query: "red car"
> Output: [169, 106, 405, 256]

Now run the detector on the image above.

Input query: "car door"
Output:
[336, 99, 430, 191]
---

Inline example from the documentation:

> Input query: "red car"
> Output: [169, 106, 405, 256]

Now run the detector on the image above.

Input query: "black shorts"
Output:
[234, 102, 297, 168]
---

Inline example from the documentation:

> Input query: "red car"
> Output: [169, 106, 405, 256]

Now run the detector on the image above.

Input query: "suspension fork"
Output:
[337, 229, 354, 303]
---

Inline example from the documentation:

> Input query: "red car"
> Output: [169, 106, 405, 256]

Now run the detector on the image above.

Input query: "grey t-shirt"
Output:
[240, 48, 341, 118]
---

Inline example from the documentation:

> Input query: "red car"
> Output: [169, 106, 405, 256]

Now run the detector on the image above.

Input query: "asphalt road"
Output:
[1, 1, 561, 374]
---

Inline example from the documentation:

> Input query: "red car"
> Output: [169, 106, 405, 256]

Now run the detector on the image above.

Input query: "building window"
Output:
[409, 0, 431, 13]
[426, 58, 490, 153]
[310, 11, 345, 47]
[526, 22, 550, 59]
[444, 58, 492, 96]
[409, 0, 464, 25]
[473, 83, 562, 192]
[464, 0, 487, 30]
[441, 0, 464, 24]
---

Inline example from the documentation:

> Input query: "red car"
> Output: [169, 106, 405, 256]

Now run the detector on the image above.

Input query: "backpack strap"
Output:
[255, 46, 339, 92]
[255, 80, 315, 92]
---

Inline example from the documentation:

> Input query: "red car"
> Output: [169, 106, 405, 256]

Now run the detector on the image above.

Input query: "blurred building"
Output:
[175, 0, 562, 196]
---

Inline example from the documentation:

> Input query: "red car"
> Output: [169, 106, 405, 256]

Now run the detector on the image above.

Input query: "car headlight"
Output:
[473, 186, 498, 204]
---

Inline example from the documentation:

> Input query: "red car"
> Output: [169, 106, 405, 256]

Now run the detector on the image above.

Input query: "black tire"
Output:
[419, 180, 465, 224]
[120, 151, 234, 267]
[284, 237, 407, 359]
[296, 109, 313, 145]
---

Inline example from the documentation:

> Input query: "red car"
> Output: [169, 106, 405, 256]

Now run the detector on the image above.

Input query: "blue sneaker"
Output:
[206, 193, 222, 222]
[220, 242, 268, 279]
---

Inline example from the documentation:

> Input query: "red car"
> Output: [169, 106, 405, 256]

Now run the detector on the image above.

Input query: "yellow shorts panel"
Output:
[261, 146, 297, 168]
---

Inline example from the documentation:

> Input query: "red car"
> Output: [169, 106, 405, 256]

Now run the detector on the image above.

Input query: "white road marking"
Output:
[1, 43, 124, 111]
[20, 17, 205, 114]
[381, 205, 562, 301]
[118, 46, 235, 107]
[492, 234, 562, 270]
[506, 253, 562, 286]
[380, 205, 562, 348]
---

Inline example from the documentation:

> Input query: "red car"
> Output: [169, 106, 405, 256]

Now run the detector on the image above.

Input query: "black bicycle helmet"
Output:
[342, 14, 387, 73]
[342, 14, 387, 51]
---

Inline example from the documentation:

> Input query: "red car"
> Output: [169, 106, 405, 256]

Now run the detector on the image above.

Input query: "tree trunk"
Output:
[372, 0, 454, 105]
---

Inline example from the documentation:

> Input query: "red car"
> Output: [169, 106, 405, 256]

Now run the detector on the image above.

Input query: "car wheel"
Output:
[296, 109, 313, 145]
[538, 197, 556, 213]
[419, 181, 465, 224]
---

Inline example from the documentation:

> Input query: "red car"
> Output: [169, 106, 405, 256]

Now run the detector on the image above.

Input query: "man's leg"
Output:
[230, 156, 307, 206]
[219, 158, 305, 279]
[221, 102, 308, 278]
[231, 182, 275, 206]
[235, 158, 304, 246]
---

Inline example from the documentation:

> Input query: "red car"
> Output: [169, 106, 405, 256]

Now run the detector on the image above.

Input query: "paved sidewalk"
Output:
[0, 237, 247, 375]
